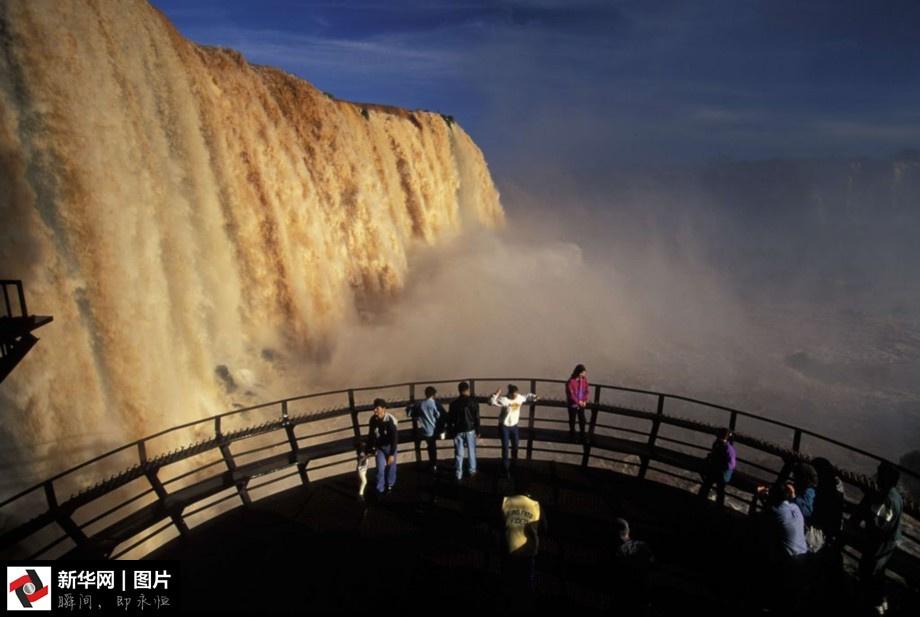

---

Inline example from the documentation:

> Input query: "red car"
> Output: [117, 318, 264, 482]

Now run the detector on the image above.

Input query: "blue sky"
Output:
[151, 0, 920, 178]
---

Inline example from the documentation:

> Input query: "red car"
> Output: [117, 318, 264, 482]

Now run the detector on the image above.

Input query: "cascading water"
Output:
[0, 0, 503, 484]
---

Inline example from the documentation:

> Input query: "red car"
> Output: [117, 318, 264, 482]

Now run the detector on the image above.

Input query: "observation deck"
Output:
[1, 378, 917, 613]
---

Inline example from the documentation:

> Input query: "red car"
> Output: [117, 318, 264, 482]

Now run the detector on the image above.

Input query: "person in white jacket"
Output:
[490, 385, 538, 478]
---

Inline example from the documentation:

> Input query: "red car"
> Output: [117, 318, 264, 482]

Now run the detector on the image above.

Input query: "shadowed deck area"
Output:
[146, 459, 913, 615]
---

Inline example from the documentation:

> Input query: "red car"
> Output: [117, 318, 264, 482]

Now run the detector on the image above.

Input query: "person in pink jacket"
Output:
[566, 364, 590, 443]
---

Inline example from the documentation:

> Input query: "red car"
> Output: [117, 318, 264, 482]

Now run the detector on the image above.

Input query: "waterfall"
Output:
[0, 0, 503, 481]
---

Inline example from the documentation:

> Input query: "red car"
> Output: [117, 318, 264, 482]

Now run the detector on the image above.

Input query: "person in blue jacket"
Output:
[411, 386, 445, 472]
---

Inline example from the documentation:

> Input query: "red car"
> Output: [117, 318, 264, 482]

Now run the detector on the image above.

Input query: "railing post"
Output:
[639, 394, 665, 479]
[468, 379, 476, 397]
[143, 464, 190, 536]
[729, 410, 737, 432]
[16, 281, 27, 316]
[216, 426, 251, 506]
[44, 480, 88, 548]
[348, 389, 361, 439]
[2, 284, 11, 317]
[792, 429, 802, 453]
[526, 380, 537, 461]
[281, 401, 307, 486]
[409, 384, 422, 464]
[581, 386, 602, 467]
[137, 440, 148, 465]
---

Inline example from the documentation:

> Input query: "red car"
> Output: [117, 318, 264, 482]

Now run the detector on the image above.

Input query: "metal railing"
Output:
[1, 378, 917, 579]
[0, 280, 29, 319]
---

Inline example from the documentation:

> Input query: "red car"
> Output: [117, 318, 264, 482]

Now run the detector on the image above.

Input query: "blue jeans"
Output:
[453, 430, 477, 479]
[500, 424, 520, 472]
[375, 445, 397, 493]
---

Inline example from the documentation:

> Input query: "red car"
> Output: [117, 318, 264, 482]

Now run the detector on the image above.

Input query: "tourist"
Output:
[698, 428, 736, 506]
[566, 364, 590, 443]
[354, 438, 369, 500]
[367, 398, 398, 496]
[490, 385, 538, 478]
[611, 518, 655, 614]
[447, 381, 480, 481]
[413, 386, 445, 472]
[853, 462, 903, 615]
[501, 488, 546, 605]
[811, 457, 845, 548]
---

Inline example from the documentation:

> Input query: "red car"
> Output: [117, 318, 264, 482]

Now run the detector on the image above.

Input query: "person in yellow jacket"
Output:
[501, 491, 547, 600]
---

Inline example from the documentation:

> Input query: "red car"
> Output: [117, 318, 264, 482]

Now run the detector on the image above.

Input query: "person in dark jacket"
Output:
[811, 457, 845, 547]
[566, 364, 590, 443]
[611, 518, 655, 614]
[367, 398, 398, 496]
[447, 381, 480, 481]
[853, 462, 903, 614]
[698, 428, 736, 506]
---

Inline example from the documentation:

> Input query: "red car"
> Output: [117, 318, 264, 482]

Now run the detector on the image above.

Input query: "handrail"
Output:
[2, 377, 918, 511]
